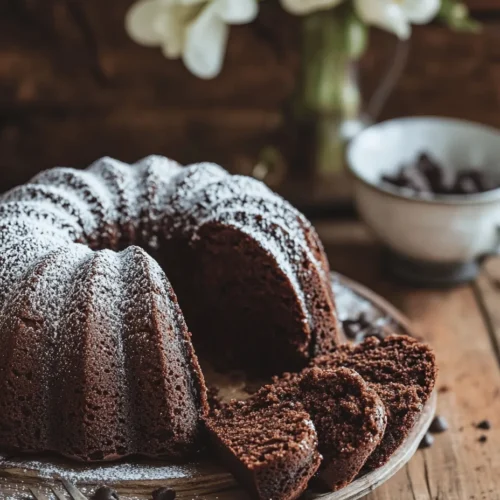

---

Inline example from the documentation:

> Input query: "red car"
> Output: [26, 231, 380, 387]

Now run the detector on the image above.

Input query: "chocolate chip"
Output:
[478, 435, 488, 443]
[417, 155, 442, 189]
[343, 313, 369, 339]
[342, 319, 364, 340]
[381, 174, 401, 187]
[429, 415, 449, 434]
[419, 432, 434, 449]
[152, 487, 176, 500]
[92, 486, 120, 500]
[402, 166, 432, 193]
[476, 420, 491, 430]
[462, 169, 496, 192]
[454, 172, 479, 194]
[343, 314, 385, 342]
[380, 152, 500, 197]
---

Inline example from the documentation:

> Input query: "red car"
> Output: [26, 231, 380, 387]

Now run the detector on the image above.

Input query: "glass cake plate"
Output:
[0, 273, 436, 500]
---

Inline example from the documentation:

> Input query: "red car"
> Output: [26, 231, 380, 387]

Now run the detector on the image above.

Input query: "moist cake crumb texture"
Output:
[313, 335, 437, 470]
[205, 399, 321, 500]
[257, 367, 387, 490]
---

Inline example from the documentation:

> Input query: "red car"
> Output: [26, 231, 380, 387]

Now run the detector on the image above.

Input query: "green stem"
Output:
[296, 6, 362, 174]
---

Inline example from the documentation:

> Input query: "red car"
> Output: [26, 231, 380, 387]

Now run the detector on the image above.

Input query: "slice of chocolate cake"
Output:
[205, 400, 321, 500]
[364, 383, 422, 470]
[314, 335, 437, 470]
[258, 367, 387, 491]
[314, 335, 437, 401]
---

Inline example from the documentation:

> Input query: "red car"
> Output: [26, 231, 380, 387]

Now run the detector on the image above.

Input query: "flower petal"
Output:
[280, 0, 345, 16]
[402, 0, 441, 24]
[156, 12, 185, 58]
[161, 37, 184, 58]
[355, 0, 411, 39]
[125, 0, 164, 46]
[183, 4, 229, 79]
[214, 0, 259, 24]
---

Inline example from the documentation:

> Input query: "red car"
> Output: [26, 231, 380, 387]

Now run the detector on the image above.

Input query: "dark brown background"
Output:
[0, 0, 498, 191]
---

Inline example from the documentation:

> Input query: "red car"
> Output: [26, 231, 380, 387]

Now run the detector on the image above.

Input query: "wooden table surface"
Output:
[315, 219, 500, 500]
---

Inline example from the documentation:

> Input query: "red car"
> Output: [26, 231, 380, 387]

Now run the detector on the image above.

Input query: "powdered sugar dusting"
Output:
[162, 163, 331, 332]
[0, 155, 332, 462]
[0, 456, 195, 482]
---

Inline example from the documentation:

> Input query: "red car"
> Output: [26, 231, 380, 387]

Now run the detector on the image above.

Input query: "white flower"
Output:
[280, 0, 345, 15]
[126, 0, 198, 59]
[125, 0, 258, 79]
[355, 0, 441, 39]
[184, 0, 258, 79]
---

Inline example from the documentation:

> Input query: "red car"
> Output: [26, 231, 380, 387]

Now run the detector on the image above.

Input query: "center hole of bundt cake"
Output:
[158, 223, 311, 376]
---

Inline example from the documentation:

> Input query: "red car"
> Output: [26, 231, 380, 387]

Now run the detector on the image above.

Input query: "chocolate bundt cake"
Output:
[0, 244, 208, 461]
[0, 155, 339, 461]
[205, 399, 321, 500]
[258, 367, 387, 490]
[314, 335, 437, 470]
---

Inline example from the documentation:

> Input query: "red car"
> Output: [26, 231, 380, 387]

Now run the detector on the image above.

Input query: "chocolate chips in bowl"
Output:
[347, 117, 500, 286]
[381, 153, 500, 198]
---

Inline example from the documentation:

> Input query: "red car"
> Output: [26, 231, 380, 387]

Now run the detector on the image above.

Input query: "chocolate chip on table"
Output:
[92, 486, 120, 500]
[429, 415, 449, 434]
[419, 432, 434, 449]
[476, 420, 492, 430]
[152, 487, 177, 500]
[478, 435, 488, 443]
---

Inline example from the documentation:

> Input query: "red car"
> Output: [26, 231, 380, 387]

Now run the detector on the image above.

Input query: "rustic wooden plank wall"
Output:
[0, 0, 497, 190]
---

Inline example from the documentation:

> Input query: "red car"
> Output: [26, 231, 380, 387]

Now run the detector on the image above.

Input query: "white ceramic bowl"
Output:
[347, 117, 500, 270]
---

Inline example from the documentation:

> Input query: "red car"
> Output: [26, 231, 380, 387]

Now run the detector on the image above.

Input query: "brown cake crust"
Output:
[258, 367, 387, 491]
[313, 335, 437, 470]
[205, 400, 321, 500]
[0, 246, 208, 462]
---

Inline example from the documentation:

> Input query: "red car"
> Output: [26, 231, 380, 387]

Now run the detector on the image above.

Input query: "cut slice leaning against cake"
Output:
[256, 367, 387, 491]
[313, 334, 437, 470]
[205, 399, 322, 500]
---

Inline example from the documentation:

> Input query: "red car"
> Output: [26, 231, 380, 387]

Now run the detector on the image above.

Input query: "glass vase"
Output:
[277, 7, 407, 212]
[289, 6, 364, 210]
